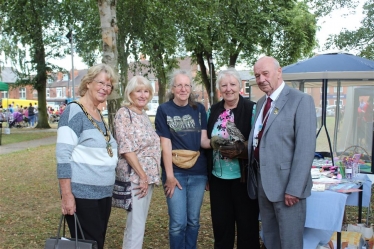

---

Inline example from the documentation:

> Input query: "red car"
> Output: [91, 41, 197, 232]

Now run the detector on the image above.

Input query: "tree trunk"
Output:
[30, 2, 50, 129]
[157, 69, 167, 104]
[196, 51, 218, 106]
[151, 47, 168, 104]
[98, 0, 121, 133]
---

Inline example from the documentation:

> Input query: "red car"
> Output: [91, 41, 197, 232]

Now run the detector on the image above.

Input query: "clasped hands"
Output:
[210, 136, 247, 159]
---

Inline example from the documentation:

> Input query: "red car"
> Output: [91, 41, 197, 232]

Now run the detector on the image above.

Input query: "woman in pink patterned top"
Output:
[114, 75, 161, 249]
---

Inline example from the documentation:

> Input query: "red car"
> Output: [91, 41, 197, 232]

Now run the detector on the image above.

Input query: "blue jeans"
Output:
[28, 115, 35, 126]
[162, 172, 207, 249]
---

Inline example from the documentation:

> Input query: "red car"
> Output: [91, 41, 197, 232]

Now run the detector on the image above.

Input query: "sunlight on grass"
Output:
[0, 132, 56, 145]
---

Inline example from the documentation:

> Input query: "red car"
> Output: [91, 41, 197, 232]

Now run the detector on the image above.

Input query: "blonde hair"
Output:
[122, 75, 154, 110]
[78, 64, 118, 97]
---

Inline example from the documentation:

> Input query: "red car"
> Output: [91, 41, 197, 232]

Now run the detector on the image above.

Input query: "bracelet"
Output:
[139, 180, 148, 184]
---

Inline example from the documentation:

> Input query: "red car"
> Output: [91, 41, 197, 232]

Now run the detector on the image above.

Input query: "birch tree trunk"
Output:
[97, 0, 121, 132]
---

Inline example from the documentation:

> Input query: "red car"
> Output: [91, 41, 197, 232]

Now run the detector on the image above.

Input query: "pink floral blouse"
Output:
[114, 107, 161, 185]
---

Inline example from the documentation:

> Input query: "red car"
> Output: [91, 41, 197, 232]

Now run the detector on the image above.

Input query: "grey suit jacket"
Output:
[248, 85, 316, 202]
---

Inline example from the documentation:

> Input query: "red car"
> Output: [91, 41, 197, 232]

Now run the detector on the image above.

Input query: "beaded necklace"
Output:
[74, 101, 113, 157]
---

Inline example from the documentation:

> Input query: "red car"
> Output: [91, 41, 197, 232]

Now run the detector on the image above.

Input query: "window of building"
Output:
[57, 88, 62, 97]
[33, 90, 38, 98]
[62, 87, 66, 97]
[47, 78, 54, 84]
[46, 88, 50, 98]
[245, 81, 250, 94]
[62, 74, 69, 81]
[1, 91, 8, 98]
[20, 87, 26, 99]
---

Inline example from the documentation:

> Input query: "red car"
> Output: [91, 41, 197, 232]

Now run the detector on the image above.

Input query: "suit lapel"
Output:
[255, 96, 266, 122]
[263, 85, 290, 134]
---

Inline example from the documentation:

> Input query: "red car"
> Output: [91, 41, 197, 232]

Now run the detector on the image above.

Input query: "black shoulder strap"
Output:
[126, 107, 132, 123]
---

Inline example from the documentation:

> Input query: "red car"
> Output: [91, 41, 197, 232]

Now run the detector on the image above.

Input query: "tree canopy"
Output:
[324, 0, 374, 59]
[0, 0, 69, 128]
[0, 0, 363, 115]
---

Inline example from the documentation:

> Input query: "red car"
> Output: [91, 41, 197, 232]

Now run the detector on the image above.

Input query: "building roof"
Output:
[237, 70, 253, 81]
[48, 69, 87, 88]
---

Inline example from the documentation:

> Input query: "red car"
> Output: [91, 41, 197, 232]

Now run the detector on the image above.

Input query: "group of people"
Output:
[1, 102, 38, 127]
[56, 56, 316, 249]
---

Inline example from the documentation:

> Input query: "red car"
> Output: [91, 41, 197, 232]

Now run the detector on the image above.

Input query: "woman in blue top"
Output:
[155, 69, 210, 249]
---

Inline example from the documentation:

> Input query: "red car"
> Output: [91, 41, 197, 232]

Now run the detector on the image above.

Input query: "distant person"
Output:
[359, 98, 365, 109]
[23, 107, 29, 125]
[27, 103, 35, 127]
[8, 104, 13, 114]
[114, 76, 161, 249]
[249, 56, 316, 248]
[9, 111, 24, 128]
[358, 97, 373, 149]
[56, 64, 118, 249]
[34, 102, 39, 123]
[0, 109, 5, 122]
[60, 104, 66, 115]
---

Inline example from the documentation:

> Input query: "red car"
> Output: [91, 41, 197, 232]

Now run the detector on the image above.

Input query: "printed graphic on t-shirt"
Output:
[166, 113, 201, 132]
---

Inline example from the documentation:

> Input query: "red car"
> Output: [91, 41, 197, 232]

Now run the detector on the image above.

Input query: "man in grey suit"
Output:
[248, 56, 316, 248]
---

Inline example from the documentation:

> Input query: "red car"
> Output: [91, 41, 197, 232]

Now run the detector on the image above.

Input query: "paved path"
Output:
[0, 128, 57, 155]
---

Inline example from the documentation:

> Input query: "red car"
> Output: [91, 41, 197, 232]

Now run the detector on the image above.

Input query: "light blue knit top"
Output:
[56, 103, 118, 199]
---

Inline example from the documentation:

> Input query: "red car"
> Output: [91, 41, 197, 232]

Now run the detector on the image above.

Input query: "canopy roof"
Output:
[0, 81, 8, 91]
[282, 53, 374, 82]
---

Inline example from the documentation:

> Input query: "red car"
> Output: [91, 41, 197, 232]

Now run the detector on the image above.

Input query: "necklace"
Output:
[75, 101, 113, 157]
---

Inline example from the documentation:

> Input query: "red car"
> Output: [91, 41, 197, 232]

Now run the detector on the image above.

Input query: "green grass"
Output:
[0, 144, 214, 249]
[0, 131, 56, 145]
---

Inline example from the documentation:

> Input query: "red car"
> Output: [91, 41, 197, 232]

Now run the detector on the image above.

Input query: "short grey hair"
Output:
[216, 68, 242, 89]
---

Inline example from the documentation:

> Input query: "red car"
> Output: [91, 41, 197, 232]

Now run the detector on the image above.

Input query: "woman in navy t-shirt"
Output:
[155, 69, 210, 249]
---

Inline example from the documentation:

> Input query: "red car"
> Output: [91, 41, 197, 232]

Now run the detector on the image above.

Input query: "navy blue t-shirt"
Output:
[155, 100, 207, 175]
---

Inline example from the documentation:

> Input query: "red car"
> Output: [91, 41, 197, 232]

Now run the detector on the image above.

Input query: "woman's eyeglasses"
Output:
[173, 84, 191, 89]
[93, 80, 113, 90]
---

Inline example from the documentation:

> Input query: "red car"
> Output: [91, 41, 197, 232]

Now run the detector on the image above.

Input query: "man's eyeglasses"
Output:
[93, 80, 113, 90]
[173, 84, 191, 89]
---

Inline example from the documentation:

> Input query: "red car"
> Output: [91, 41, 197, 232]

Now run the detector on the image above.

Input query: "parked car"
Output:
[326, 105, 343, 117]
[326, 106, 335, 116]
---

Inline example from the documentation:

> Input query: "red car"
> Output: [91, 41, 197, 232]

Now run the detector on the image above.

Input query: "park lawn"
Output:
[0, 131, 56, 145]
[0, 144, 214, 249]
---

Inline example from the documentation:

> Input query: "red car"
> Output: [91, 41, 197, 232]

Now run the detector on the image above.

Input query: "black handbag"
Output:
[44, 213, 98, 249]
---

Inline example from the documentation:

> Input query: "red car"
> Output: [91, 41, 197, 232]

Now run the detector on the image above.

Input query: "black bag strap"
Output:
[126, 107, 132, 123]
[54, 213, 85, 248]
